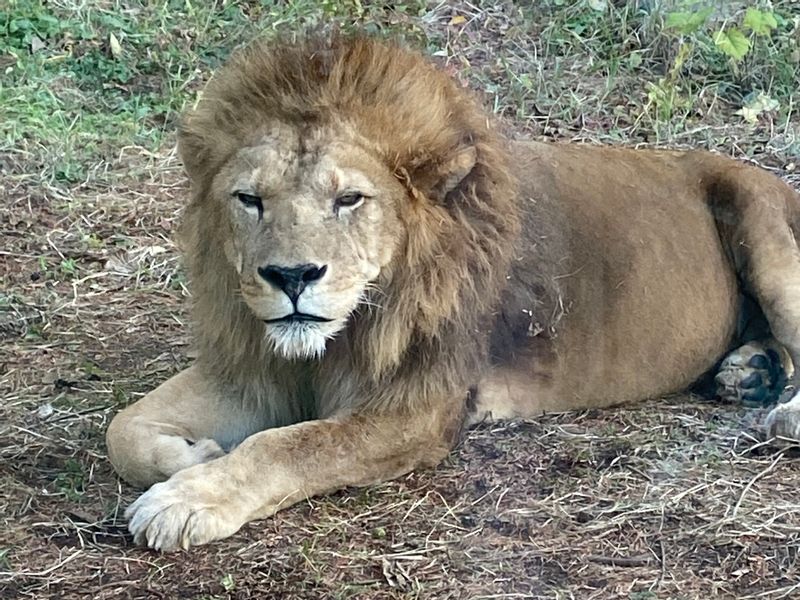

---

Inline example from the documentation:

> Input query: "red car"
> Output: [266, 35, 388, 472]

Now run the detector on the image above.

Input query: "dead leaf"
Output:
[382, 558, 411, 590]
[736, 91, 779, 124]
[449, 15, 466, 26]
[109, 32, 123, 58]
[36, 403, 54, 419]
[30, 35, 46, 54]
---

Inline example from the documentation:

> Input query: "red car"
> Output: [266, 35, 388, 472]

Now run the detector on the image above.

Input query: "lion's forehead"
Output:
[234, 142, 298, 191]
[233, 133, 380, 199]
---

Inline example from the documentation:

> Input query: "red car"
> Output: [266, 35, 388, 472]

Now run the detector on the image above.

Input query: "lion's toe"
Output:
[187, 438, 226, 463]
[715, 342, 786, 407]
[149, 436, 226, 484]
[126, 468, 241, 551]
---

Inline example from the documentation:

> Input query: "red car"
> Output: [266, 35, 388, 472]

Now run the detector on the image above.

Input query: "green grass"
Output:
[502, 1, 799, 136]
[52, 457, 87, 502]
[0, 0, 430, 185]
[2, 0, 797, 185]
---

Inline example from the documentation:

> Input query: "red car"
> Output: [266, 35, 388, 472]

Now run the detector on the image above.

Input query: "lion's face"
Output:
[212, 124, 406, 359]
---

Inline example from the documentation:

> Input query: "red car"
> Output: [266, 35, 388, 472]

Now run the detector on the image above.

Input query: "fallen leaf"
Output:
[30, 35, 46, 54]
[109, 32, 123, 58]
[736, 91, 779, 124]
[36, 403, 54, 419]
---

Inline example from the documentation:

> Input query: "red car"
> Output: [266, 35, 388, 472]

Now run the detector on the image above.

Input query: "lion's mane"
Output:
[176, 35, 537, 418]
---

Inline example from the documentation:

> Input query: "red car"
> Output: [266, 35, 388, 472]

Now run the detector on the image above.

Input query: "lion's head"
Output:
[178, 35, 519, 395]
[195, 119, 411, 359]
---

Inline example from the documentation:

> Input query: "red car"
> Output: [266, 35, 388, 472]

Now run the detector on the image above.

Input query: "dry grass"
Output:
[2, 1, 800, 598]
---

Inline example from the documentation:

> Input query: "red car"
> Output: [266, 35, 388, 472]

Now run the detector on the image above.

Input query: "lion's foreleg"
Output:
[106, 366, 269, 488]
[125, 403, 461, 551]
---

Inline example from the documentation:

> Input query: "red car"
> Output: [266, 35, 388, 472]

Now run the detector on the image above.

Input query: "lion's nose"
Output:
[257, 263, 328, 301]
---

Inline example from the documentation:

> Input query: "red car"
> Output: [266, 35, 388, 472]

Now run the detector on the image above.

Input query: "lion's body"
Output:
[107, 36, 800, 551]
[481, 143, 742, 416]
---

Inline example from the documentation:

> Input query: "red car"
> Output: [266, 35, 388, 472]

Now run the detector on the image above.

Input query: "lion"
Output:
[106, 34, 800, 551]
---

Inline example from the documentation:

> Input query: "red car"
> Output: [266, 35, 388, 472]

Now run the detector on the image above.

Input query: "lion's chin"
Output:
[264, 320, 338, 360]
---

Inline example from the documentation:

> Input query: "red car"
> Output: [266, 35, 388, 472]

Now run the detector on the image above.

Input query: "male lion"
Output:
[107, 35, 800, 551]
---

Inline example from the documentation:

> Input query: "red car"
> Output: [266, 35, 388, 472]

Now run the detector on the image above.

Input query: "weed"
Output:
[59, 257, 77, 277]
[655, 3, 796, 122]
[53, 457, 87, 502]
[220, 573, 235, 592]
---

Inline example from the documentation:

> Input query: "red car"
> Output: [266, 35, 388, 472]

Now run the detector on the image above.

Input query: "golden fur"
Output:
[107, 35, 800, 551]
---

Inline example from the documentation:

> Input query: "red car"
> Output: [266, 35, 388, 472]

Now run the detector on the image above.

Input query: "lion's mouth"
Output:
[263, 312, 334, 324]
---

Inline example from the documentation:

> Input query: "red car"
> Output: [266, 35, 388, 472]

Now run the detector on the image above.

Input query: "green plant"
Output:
[648, 3, 795, 124]
[220, 573, 235, 592]
[645, 41, 693, 121]
[666, 6, 778, 61]
[53, 458, 86, 502]
[60, 258, 77, 277]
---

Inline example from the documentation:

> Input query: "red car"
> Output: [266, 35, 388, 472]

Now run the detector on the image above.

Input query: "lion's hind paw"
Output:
[715, 342, 787, 407]
[765, 392, 800, 444]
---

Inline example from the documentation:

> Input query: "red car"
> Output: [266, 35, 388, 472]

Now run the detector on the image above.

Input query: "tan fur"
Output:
[107, 35, 800, 551]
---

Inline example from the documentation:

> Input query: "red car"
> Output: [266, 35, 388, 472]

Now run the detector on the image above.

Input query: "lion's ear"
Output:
[177, 120, 206, 182]
[430, 146, 477, 202]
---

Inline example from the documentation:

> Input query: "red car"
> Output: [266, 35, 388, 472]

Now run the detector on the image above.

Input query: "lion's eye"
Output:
[235, 192, 263, 218]
[334, 192, 365, 211]
[237, 192, 262, 208]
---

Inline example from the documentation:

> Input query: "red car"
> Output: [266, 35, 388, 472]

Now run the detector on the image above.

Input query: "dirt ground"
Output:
[2, 1, 800, 598]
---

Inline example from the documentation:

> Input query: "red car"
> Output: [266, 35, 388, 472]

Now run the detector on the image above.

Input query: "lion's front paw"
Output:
[765, 393, 800, 443]
[715, 342, 787, 406]
[184, 437, 227, 464]
[126, 466, 244, 551]
[153, 436, 226, 479]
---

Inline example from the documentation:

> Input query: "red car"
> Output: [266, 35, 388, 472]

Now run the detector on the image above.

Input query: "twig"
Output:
[586, 554, 652, 567]
[733, 453, 784, 517]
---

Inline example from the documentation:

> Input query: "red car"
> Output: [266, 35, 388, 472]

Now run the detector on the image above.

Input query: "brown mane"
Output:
[176, 34, 558, 415]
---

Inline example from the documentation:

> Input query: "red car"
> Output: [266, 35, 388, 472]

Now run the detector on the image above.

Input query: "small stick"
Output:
[586, 554, 652, 567]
